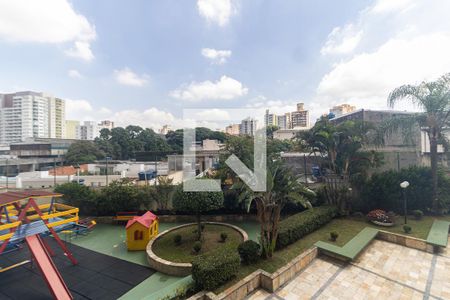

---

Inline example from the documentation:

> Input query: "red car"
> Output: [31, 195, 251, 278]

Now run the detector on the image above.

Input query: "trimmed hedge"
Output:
[238, 240, 261, 265]
[276, 205, 338, 249]
[191, 246, 240, 290]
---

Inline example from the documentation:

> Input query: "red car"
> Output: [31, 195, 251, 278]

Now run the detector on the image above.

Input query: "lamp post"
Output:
[400, 181, 410, 224]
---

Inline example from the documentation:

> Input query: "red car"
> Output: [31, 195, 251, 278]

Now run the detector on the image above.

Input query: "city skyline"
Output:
[1, 0, 448, 130]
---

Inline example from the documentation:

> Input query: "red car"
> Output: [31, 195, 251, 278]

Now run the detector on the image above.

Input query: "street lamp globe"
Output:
[400, 181, 409, 189]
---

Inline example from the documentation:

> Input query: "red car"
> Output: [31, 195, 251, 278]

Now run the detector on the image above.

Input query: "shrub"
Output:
[361, 166, 450, 213]
[403, 225, 412, 234]
[413, 210, 424, 220]
[237, 240, 261, 264]
[193, 241, 202, 254]
[192, 246, 240, 290]
[220, 232, 228, 243]
[330, 231, 339, 242]
[174, 234, 182, 246]
[276, 206, 338, 249]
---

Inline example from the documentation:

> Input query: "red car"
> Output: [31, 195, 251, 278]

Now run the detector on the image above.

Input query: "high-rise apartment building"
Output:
[290, 103, 310, 129]
[264, 109, 278, 127]
[76, 121, 99, 140]
[98, 120, 115, 131]
[0, 91, 65, 144]
[225, 124, 240, 135]
[159, 125, 171, 135]
[65, 120, 80, 139]
[277, 113, 291, 130]
[330, 104, 356, 118]
[48, 97, 66, 139]
[239, 117, 258, 136]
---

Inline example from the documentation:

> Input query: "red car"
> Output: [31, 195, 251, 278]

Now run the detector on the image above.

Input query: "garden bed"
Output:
[152, 223, 245, 263]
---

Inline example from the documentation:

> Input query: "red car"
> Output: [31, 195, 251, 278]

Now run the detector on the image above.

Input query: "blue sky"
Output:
[1, 0, 450, 130]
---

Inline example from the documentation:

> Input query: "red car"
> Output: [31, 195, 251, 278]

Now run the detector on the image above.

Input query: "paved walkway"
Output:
[247, 238, 450, 300]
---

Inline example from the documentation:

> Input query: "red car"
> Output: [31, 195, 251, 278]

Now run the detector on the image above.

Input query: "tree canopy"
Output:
[65, 140, 105, 164]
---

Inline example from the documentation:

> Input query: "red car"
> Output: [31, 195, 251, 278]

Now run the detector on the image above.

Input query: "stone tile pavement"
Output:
[246, 237, 450, 300]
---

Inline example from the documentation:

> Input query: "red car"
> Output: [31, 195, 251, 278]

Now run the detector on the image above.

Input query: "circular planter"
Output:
[146, 222, 248, 276]
[371, 220, 395, 227]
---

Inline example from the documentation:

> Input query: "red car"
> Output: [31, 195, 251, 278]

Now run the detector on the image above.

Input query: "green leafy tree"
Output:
[172, 184, 224, 240]
[54, 182, 97, 214]
[146, 176, 176, 211]
[96, 180, 152, 215]
[234, 160, 314, 258]
[65, 141, 104, 164]
[380, 73, 450, 212]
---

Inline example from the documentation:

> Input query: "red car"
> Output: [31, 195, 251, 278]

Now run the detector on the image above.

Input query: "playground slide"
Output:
[25, 235, 73, 300]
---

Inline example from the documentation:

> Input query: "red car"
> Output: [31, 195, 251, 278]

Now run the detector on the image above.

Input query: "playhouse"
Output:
[126, 211, 158, 251]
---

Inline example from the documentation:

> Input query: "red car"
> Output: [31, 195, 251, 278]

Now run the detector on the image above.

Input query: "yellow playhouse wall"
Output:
[126, 223, 150, 251]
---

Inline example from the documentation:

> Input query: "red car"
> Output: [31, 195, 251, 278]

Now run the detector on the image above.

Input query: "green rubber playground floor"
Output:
[67, 220, 260, 299]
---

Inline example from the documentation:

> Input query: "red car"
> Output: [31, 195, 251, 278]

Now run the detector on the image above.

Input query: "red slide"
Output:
[25, 235, 73, 300]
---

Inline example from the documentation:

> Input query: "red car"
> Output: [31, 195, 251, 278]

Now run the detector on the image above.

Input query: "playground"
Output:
[0, 191, 260, 299]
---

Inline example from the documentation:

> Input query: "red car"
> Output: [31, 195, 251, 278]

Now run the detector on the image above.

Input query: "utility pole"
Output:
[53, 156, 57, 187]
[154, 154, 158, 186]
[303, 154, 308, 187]
[5, 159, 9, 190]
[105, 157, 110, 186]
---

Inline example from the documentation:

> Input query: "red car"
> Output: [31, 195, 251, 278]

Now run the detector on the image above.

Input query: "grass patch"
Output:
[152, 224, 243, 263]
[216, 214, 450, 293]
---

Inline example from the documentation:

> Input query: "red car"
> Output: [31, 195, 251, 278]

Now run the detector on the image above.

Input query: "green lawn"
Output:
[216, 214, 450, 293]
[152, 224, 244, 263]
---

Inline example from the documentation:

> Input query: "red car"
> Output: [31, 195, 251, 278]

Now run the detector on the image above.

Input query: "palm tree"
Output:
[385, 73, 450, 212]
[234, 160, 314, 258]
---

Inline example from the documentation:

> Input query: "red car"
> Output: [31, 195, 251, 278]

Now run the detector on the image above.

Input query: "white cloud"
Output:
[371, 0, 415, 14]
[170, 75, 248, 102]
[317, 0, 450, 112]
[0, 0, 96, 61]
[112, 108, 176, 129]
[201, 48, 232, 64]
[197, 0, 237, 27]
[65, 99, 93, 120]
[321, 24, 363, 55]
[318, 34, 450, 103]
[194, 109, 231, 121]
[68, 69, 82, 79]
[65, 41, 94, 61]
[99, 107, 112, 115]
[114, 68, 149, 87]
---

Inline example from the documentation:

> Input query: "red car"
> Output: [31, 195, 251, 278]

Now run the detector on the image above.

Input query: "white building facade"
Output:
[0, 92, 64, 144]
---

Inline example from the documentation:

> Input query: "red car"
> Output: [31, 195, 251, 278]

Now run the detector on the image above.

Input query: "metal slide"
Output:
[25, 235, 73, 300]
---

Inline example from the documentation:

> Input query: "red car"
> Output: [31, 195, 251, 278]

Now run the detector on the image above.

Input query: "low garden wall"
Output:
[187, 230, 437, 300]
[93, 214, 258, 224]
[147, 222, 249, 277]
[188, 247, 318, 300]
[377, 230, 434, 253]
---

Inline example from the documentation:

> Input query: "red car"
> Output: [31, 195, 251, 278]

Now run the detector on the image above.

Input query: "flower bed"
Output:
[367, 209, 394, 227]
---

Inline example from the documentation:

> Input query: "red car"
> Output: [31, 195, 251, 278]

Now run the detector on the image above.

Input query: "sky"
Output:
[1, 0, 450, 130]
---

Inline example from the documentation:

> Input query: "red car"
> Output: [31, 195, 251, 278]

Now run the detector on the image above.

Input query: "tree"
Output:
[54, 182, 97, 214]
[298, 119, 382, 213]
[96, 180, 152, 215]
[148, 176, 176, 211]
[234, 160, 314, 258]
[172, 184, 224, 240]
[383, 73, 450, 213]
[65, 141, 104, 164]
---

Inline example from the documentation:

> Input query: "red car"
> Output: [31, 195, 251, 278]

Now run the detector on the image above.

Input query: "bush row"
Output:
[276, 205, 338, 249]
[191, 245, 240, 291]
[359, 166, 450, 213]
